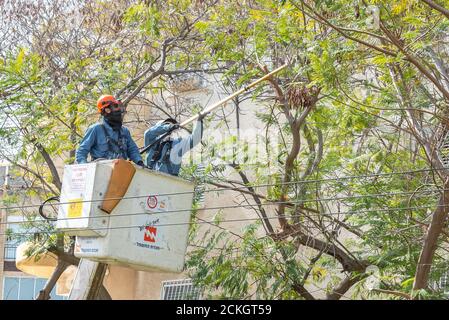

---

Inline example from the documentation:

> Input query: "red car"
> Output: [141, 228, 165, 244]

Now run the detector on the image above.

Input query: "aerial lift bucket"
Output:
[56, 159, 195, 273]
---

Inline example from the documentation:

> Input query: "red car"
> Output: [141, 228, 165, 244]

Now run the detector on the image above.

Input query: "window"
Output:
[19, 278, 34, 300]
[438, 131, 449, 167]
[4, 219, 26, 261]
[439, 271, 449, 295]
[160, 279, 202, 300]
[3, 277, 19, 300]
[4, 216, 43, 262]
[2, 277, 66, 300]
[3, 245, 17, 261]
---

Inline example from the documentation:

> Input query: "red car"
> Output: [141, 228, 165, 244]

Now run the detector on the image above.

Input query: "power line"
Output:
[1, 166, 447, 211]
[6, 207, 447, 299]
[7, 207, 444, 300]
[1, 198, 444, 228]
[2, 203, 447, 237]
[1, 184, 446, 215]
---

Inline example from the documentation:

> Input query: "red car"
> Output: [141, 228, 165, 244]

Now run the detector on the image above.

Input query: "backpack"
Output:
[148, 139, 173, 169]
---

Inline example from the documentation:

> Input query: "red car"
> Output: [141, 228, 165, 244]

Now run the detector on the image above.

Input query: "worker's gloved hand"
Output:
[136, 160, 146, 168]
[197, 112, 206, 121]
[169, 123, 180, 131]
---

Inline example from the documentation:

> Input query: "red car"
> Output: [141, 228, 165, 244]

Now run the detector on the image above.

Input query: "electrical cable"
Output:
[0, 201, 442, 229]
[38, 195, 59, 221]
[2, 179, 447, 213]
[1, 191, 445, 228]
[1, 165, 448, 211]
[2, 203, 447, 237]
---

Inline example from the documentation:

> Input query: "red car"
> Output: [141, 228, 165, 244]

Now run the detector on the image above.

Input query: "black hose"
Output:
[39, 196, 60, 222]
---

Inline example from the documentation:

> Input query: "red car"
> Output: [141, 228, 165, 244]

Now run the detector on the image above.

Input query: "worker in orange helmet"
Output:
[75, 95, 144, 165]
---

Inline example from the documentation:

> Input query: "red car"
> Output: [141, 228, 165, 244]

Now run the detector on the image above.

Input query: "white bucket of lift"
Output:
[57, 160, 195, 273]
[56, 161, 113, 237]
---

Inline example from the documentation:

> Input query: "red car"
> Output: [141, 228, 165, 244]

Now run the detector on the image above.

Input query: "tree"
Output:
[288, 0, 449, 297]
[2, 0, 449, 300]
[186, 0, 449, 299]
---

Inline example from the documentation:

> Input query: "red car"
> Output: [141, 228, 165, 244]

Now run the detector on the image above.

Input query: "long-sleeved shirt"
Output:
[144, 120, 203, 176]
[76, 119, 142, 164]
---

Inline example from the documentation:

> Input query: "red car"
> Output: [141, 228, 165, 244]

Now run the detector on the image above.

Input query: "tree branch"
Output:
[283, 229, 368, 272]
[380, 21, 449, 102]
[300, 125, 323, 180]
[326, 272, 368, 300]
[292, 282, 316, 300]
[228, 163, 275, 234]
[371, 288, 411, 299]
[33, 140, 62, 191]
[121, 38, 172, 105]
[35, 260, 69, 300]
[0, 152, 59, 195]
[294, 0, 397, 57]
[422, 0, 449, 20]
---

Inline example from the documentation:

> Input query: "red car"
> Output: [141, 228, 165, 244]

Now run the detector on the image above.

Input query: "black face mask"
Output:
[104, 111, 124, 129]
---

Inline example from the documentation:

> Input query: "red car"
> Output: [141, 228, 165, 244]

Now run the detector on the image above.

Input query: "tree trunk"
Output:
[413, 179, 449, 293]
[35, 260, 69, 300]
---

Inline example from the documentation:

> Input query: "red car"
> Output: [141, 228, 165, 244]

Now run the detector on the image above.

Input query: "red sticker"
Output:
[147, 196, 158, 209]
[144, 226, 157, 242]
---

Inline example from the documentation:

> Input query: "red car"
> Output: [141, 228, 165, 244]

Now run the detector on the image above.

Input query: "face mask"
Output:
[104, 111, 124, 129]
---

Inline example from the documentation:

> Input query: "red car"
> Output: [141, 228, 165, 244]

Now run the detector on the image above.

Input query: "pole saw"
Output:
[139, 63, 288, 155]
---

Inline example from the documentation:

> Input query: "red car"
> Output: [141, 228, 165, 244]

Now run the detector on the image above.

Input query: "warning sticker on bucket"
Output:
[74, 237, 100, 254]
[70, 166, 88, 193]
[68, 198, 83, 218]
[143, 226, 157, 243]
[144, 195, 170, 213]
[132, 217, 166, 251]
[147, 196, 157, 209]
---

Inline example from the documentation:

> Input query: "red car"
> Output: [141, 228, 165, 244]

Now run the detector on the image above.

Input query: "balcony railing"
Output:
[4, 245, 17, 261]
[160, 279, 203, 300]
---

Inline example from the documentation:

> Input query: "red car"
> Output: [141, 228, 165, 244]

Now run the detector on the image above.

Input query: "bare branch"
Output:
[326, 272, 368, 300]
[228, 163, 275, 234]
[421, 0, 449, 20]
[0, 152, 58, 195]
[371, 288, 411, 300]
[293, 0, 397, 57]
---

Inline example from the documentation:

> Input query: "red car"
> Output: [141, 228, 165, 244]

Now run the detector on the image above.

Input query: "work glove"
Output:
[136, 160, 146, 168]
[197, 112, 206, 121]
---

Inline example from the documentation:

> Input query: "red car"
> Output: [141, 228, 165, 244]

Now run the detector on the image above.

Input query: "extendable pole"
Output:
[179, 63, 288, 127]
[139, 64, 288, 155]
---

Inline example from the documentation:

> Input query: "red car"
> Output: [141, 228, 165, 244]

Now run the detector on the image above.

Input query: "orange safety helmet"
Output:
[96, 95, 120, 113]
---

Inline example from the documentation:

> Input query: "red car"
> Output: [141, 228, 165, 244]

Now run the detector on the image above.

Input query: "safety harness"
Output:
[98, 123, 128, 160]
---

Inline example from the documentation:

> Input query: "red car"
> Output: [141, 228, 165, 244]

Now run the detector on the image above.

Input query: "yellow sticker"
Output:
[68, 198, 83, 218]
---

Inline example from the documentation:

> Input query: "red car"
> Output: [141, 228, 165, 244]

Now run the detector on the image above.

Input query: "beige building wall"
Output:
[103, 266, 137, 299]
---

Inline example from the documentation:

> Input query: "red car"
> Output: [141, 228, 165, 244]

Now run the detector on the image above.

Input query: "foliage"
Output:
[2, 0, 449, 300]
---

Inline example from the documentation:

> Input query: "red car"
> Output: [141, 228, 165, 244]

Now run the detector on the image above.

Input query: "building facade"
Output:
[0, 163, 66, 300]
